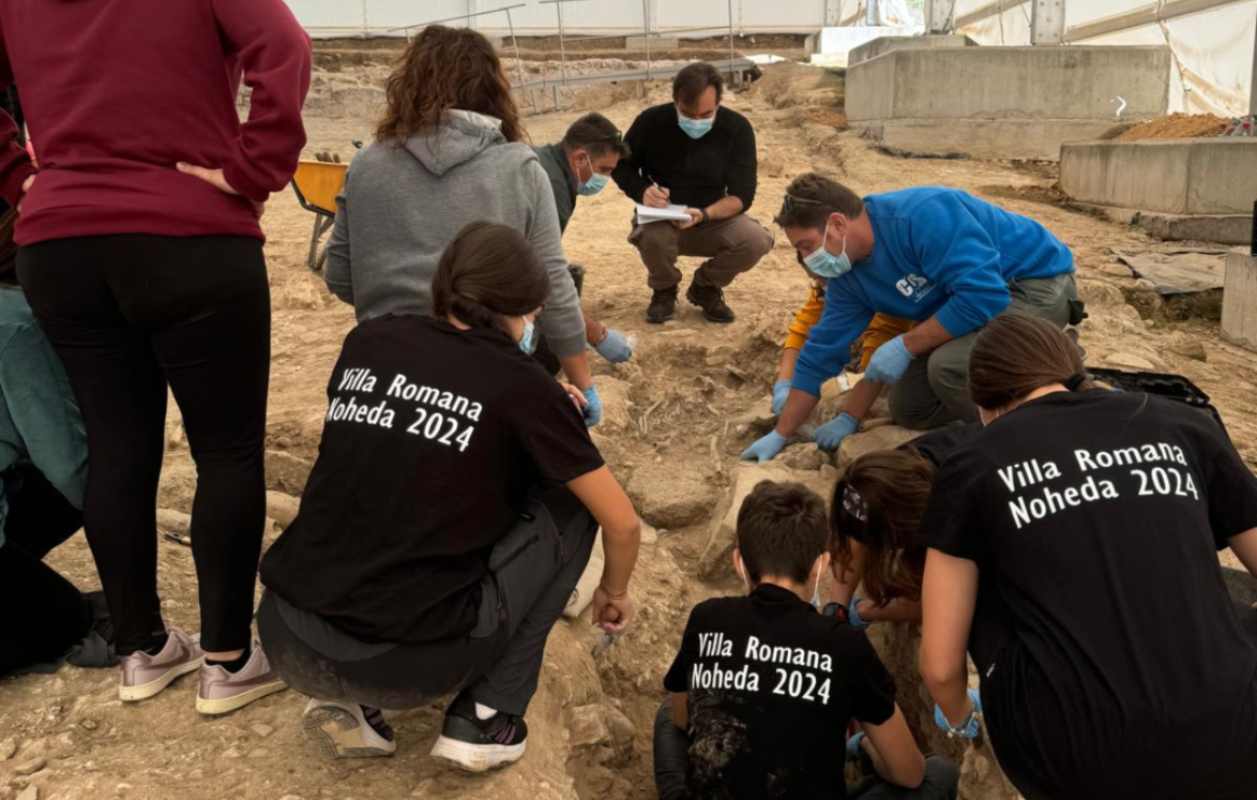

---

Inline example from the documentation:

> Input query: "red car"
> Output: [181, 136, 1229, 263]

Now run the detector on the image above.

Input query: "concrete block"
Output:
[1060, 138, 1257, 216]
[848, 34, 976, 67]
[626, 35, 677, 50]
[847, 45, 1170, 160]
[1222, 253, 1257, 352]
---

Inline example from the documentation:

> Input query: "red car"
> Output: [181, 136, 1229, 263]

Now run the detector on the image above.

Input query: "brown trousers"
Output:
[628, 213, 774, 291]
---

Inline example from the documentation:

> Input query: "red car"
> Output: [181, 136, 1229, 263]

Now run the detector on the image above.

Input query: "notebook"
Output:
[635, 203, 693, 224]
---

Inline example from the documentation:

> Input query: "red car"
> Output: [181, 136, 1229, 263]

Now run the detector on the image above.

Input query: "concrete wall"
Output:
[1060, 139, 1257, 215]
[847, 45, 1171, 160]
[848, 33, 976, 66]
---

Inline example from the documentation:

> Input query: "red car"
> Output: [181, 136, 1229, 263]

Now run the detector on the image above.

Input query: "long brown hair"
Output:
[375, 25, 525, 144]
[969, 314, 1094, 412]
[431, 222, 549, 331]
[829, 449, 934, 605]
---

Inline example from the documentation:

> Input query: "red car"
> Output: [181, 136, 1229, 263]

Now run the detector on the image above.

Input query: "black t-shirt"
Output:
[611, 103, 758, 211]
[663, 585, 896, 799]
[260, 315, 604, 644]
[924, 389, 1257, 799]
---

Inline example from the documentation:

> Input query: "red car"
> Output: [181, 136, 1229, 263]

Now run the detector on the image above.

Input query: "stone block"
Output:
[847, 34, 976, 67]
[698, 462, 834, 579]
[835, 424, 919, 470]
[1060, 138, 1257, 216]
[1222, 253, 1257, 352]
[847, 46, 1170, 161]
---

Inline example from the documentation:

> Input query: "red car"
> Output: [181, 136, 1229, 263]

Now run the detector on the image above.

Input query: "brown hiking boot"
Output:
[686, 282, 735, 323]
[646, 287, 678, 324]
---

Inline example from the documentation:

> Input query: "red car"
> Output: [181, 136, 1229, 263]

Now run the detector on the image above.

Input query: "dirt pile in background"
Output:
[1111, 113, 1229, 141]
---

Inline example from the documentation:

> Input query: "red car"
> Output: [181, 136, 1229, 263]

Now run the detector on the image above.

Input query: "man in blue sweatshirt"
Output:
[743, 173, 1080, 461]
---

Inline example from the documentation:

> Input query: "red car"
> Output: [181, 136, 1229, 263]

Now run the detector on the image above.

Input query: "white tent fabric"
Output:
[951, 0, 1256, 116]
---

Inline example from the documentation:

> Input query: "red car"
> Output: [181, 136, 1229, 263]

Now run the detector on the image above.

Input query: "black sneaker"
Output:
[430, 693, 528, 772]
[646, 287, 678, 324]
[686, 282, 735, 323]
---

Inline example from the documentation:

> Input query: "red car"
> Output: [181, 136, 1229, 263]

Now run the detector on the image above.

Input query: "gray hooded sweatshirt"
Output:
[324, 110, 585, 358]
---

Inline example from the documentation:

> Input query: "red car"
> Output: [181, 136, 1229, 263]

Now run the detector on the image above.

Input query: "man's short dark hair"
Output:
[774, 173, 864, 230]
[673, 62, 723, 105]
[561, 112, 631, 159]
[736, 481, 828, 584]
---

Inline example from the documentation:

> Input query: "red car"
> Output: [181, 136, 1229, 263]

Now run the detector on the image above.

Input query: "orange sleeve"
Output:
[858, 314, 916, 371]
[784, 285, 826, 350]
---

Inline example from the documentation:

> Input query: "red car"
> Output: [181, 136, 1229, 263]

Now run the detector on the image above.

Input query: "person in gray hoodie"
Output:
[324, 25, 602, 423]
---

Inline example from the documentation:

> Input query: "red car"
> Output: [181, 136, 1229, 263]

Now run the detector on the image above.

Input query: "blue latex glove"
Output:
[933, 688, 983, 740]
[848, 596, 870, 630]
[845, 731, 866, 761]
[770, 379, 792, 415]
[582, 385, 603, 427]
[741, 431, 787, 462]
[864, 334, 914, 385]
[815, 412, 858, 452]
[594, 329, 633, 363]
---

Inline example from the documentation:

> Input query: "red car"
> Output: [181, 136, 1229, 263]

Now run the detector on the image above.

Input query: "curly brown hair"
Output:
[375, 25, 525, 144]
[829, 449, 934, 606]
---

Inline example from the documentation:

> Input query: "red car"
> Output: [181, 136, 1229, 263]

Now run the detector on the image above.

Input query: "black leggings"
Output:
[18, 234, 270, 654]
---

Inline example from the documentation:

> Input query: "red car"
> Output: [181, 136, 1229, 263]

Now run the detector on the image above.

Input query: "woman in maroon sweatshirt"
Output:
[0, 0, 311, 715]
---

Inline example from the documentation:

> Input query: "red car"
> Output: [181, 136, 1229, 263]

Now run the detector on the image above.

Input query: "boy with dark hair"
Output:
[533, 112, 635, 365]
[612, 62, 773, 324]
[654, 480, 958, 799]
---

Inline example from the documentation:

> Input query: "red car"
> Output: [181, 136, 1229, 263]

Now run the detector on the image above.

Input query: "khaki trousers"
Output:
[628, 213, 774, 291]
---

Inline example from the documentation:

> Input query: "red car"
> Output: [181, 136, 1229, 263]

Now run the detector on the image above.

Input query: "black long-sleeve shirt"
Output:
[611, 103, 758, 212]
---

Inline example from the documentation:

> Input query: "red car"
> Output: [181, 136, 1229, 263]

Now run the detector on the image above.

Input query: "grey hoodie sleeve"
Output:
[324, 178, 354, 306]
[524, 160, 586, 358]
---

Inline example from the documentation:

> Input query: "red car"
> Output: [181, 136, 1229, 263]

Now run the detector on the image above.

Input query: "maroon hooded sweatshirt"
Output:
[0, 0, 311, 246]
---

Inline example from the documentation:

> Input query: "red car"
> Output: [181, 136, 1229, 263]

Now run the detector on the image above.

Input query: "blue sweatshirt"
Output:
[792, 187, 1074, 396]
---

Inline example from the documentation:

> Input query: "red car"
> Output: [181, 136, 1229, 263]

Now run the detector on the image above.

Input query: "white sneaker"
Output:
[303, 698, 397, 758]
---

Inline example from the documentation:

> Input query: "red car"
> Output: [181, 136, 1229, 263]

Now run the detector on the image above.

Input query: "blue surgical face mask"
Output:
[578, 169, 610, 196]
[677, 109, 715, 139]
[803, 226, 852, 279]
[518, 319, 537, 354]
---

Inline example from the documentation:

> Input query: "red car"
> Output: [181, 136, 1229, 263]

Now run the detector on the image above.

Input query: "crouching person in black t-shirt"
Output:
[654, 480, 959, 799]
[920, 315, 1257, 800]
[257, 222, 642, 773]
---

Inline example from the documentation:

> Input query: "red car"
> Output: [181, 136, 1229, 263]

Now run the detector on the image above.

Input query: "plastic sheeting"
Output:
[950, 0, 1256, 116]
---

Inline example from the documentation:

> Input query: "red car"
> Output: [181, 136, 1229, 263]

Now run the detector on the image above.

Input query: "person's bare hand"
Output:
[17, 174, 34, 214]
[558, 381, 589, 414]
[643, 184, 670, 209]
[592, 586, 634, 633]
[673, 208, 703, 230]
[177, 162, 266, 219]
[177, 162, 240, 195]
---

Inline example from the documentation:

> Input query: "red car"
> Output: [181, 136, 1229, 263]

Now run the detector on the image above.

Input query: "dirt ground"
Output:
[4, 61, 1257, 800]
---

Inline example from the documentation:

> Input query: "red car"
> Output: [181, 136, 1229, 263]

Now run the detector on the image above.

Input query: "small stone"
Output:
[221, 747, 242, 760]
[16, 786, 38, 800]
[1174, 341, 1208, 362]
[246, 747, 270, 759]
[250, 723, 275, 738]
[0, 737, 16, 760]
[79, 719, 98, 731]
[155, 508, 191, 535]
[603, 706, 637, 744]
[265, 491, 301, 529]
[14, 758, 47, 776]
[279, 795, 306, 800]
[567, 704, 611, 748]
[1103, 351, 1157, 371]
[409, 781, 435, 798]
[639, 523, 659, 545]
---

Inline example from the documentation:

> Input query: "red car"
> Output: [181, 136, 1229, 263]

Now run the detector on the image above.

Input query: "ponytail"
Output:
[430, 221, 550, 331]
[970, 315, 1091, 411]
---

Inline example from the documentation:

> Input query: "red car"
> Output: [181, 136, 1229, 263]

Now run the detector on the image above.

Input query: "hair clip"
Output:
[842, 484, 868, 522]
